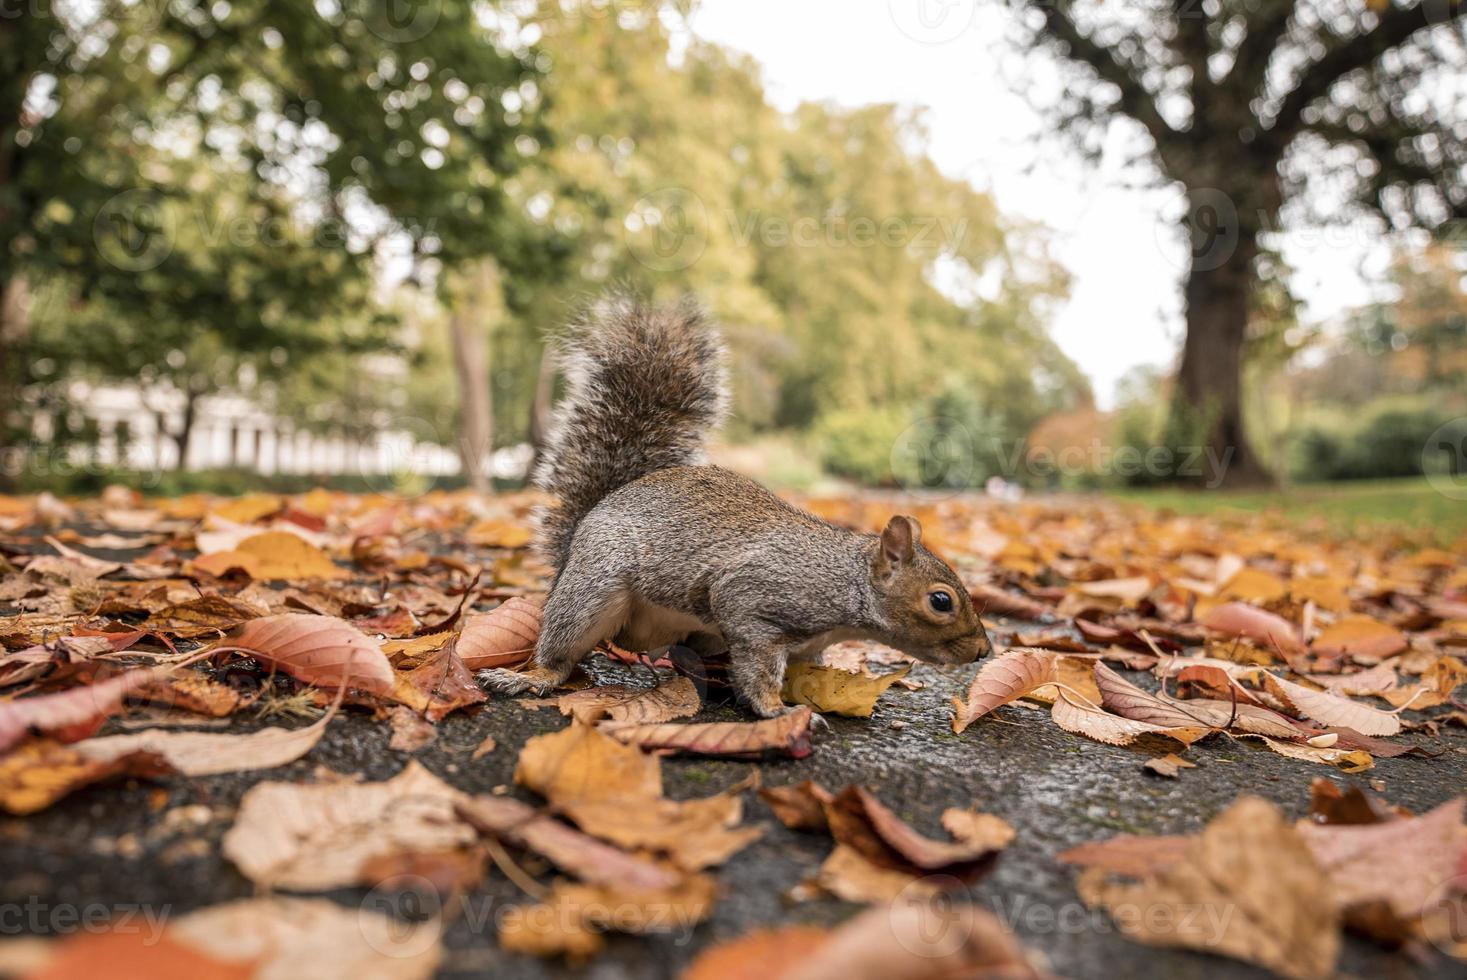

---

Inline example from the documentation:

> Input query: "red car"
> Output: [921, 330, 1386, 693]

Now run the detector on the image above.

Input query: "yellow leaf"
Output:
[782, 663, 910, 717]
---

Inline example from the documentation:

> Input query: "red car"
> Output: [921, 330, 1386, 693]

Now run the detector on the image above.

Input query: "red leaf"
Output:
[223, 614, 394, 695]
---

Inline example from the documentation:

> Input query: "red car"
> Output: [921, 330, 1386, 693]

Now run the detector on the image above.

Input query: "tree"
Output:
[1004, 0, 1467, 485]
[2, 1, 559, 481]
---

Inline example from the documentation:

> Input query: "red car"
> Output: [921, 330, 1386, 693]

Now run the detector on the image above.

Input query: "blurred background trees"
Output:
[1, 0, 1463, 496]
[1005, 0, 1466, 485]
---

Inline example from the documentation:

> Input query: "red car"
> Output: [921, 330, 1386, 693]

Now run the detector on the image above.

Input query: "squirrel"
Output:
[477, 294, 993, 717]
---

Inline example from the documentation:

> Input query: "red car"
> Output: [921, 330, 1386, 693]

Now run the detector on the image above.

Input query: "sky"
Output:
[685, 0, 1390, 408]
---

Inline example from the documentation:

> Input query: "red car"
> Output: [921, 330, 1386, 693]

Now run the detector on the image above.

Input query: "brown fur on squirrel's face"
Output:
[870, 515, 992, 665]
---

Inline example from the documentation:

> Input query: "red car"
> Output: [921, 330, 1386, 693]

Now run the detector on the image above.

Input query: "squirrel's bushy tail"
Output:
[533, 294, 727, 568]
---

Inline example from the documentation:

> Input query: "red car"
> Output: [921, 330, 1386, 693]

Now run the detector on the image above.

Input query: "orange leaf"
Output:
[223, 614, 395, 695]
[951, 648, 1057, 733]
[456, 597, 542, 669]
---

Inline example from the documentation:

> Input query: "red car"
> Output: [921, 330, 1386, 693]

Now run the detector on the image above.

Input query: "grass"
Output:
[1109, 477, 1467, 545]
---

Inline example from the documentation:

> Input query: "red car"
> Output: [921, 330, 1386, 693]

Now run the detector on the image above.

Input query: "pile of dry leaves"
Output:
[0, 487, 1462, 978]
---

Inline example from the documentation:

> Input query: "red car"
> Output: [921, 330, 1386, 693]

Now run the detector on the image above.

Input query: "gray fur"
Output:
[482, 297, 992, 716]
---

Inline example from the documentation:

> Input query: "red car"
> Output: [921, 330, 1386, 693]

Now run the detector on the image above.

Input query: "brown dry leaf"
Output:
[1078, 796, 1339, 979]
[170, 896, 442, 980]
[1220, 567, 1288, 603]
[1246, 735, 1375, 771]
[1262, 672, 1402, 736]
[1312, 615, 1408, 660]
[387, 706, 437, 752]
[782, 662, 910, 718]
[1307, 662, 1399, 697]
[456, 597, 542, 669]
[1143, 753, 1196, 778]
[0, 930, 251, 980]
[1295, 797, 1466, 919]
[559, 786, 764, 872]
[516, 720, 663, 805]
[455, 794, 682, 892]
[223, 613, 394, 696]
[233, 530, 347, 580]
[500, 876, 716, 963]
[389, 635, 486, 722]
[1383, 655, 1467, 709]
[142, 594, 265, 638]
[75, 715, 329, 776]
[221, 761, 475, 890]
[0, 739, 171, 815]
[825, 785, 1007, 879]
[470, 734, 497, 759]
[598, 707, 815, 759]
[1201, 602, 1304, 655]
[940, 807, 1017, 849]
[968, 583, 1054, 621]
[0, 665, 169, 753]
[1074, 575, 1153, 603]
[814, 843, 934, 903]
[760, 781, 835, 832]
[1060, 833, 1192, 878]
[687, 900, 1044, 980]
[681, 925, 830, 980]
[548, 675, 701, 724]
[1094, 662, 1224, 732]
[951, 648, 1057, 733]
[466, 517, 534, 549]
[130, 672, 242, 717]
[1050, 689, 1208, 747]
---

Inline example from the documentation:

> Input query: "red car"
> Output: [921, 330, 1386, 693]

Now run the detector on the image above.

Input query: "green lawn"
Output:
[1108, 477, 1467, 545]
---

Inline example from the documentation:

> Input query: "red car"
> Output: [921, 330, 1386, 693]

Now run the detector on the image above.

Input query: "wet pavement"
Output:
[4, 650, 1465, 979]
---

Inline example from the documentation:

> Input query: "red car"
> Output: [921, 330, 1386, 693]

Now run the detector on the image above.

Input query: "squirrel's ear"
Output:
[879, 515, 920, 567]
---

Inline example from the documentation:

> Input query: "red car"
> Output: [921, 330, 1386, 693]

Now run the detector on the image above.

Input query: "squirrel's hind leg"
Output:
[723, 627, 800, 718]
[478, 571, 629, 697]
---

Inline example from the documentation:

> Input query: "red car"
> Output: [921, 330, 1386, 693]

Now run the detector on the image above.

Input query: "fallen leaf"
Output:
[387, 706, 437, 752]
[939, 807, 1017, 849]
[782, 662, 910, 718]
[221, 614, 394, 696]
[456, 597, 542, 669]
[0, 666, 168, 752]
[1295, 797, 1465, 919]
[686, 900, 1043, 980]
[221, 761, 475, 890]
[1312, 615, 1408, 660]
[1077, 796, 1339, 979]
[825, 785, 1007, 878]
[1143, 753, 1196, 778]
[75, 715, 330, 776]
[515, 720, 662, 804]
[0, 739, 171, 815]
[170, 896, 442, 979]
[4, 930, 250, 980]
[1247, 735, 1375, 771]
[1059, 834, 1192, 878]
[951, 648, 1056, 733]
[233, 530, 347, 580]
[455, 794, 683, 892]
[548, 675, 701, 723]
[759, 781, 835, 832]
[1050, 689, 1207, 747]
[1074, 575, 1153, 603]
[1263, 672, 1401, 737]
[598, 708, 815, 759]
[1202, 602, 1304, 655]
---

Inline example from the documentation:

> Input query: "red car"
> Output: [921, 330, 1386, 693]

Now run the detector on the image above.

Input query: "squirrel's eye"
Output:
[928, 591, 953, 613]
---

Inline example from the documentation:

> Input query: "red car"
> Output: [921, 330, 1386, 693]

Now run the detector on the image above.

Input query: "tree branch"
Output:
[1264, 2, 1467, 146]
[1022, 0, 1182, 169]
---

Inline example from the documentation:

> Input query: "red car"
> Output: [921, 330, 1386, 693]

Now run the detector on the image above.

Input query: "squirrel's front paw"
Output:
[478, 667, 557, 697]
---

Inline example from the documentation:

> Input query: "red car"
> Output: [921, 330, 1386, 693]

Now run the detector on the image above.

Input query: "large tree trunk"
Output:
[1172, 240, 1273, 488]
[447, 263, 498, 493]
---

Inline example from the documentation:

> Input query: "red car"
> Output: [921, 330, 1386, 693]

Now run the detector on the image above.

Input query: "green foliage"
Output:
[813, 407, 911, 487]
[1288, 408, 1466, 483]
